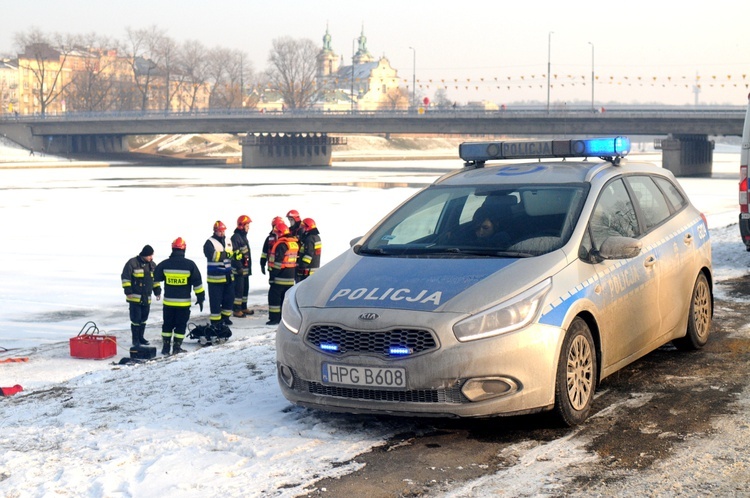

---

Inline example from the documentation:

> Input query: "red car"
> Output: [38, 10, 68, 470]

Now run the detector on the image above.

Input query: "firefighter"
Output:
[286, 209, 303, 238]
[121, 245, 161, 346]
[259, 216, 284, 276]
[203, 221, 234, 329]
[231, 215, 254, 317]
[266, 222, 299, 326]
[296, 218, 322, 282]
[154, 237, 205, 355]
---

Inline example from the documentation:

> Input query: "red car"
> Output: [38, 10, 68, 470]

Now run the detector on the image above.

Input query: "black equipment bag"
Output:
[129, 345, 157, 359]
[187, 323, 232, 346]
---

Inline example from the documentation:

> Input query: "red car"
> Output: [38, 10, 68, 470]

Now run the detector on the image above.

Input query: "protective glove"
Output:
[260, 265, 266, 275]
[196, 295, 205, 312]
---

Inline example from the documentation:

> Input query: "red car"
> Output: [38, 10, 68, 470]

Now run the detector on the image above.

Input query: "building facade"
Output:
[315, 27, 407, 112]
[2, 45, 211, 116]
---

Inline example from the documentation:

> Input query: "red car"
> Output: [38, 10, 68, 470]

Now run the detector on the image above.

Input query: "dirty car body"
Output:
[276, 137, 713, 426]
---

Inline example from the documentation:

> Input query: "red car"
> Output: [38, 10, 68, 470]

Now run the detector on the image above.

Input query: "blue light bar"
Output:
[459, 136, 631, 163]
[389, 346, 412, 356]
[320, 342, 339, 352]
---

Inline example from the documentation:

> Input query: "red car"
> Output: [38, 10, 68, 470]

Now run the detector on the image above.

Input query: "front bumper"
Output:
[275, 307, 565, 418]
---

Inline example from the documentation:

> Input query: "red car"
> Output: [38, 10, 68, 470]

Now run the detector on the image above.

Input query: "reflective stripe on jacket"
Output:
[269, 237, 299, 271]
[121, 255, 160, 304]
[154, 250, 205, 307]
[203, 236, 233, 284]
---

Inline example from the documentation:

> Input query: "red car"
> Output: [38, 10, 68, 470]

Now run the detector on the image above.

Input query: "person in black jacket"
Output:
[231, 215, 254, 318]
[154, 238, 205, 355]
[259, 216, 283, 276]
[121, 245, 161, 346]
[296, 218, 322, 282]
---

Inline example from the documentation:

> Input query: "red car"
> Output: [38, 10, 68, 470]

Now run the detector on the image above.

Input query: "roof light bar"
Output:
[459, 136, 631, 164]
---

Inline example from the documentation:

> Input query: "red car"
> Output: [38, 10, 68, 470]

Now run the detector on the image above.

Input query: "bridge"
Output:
[1, 106, 745, 175]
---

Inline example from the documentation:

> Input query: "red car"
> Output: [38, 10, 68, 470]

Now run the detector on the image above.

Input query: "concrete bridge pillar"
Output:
[240, 133, 345, 168]
[656, 134, 714, 177]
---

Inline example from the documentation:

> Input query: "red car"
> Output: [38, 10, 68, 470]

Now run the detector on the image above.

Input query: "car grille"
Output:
[292, 374, 467, 404]
[305, 325, 438, 358]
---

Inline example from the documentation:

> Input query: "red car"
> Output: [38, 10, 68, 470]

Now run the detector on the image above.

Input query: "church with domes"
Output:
[314, 26, 407, 111]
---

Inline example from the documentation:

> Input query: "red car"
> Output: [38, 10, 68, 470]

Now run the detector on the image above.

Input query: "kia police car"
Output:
[276, 137, 713, 426]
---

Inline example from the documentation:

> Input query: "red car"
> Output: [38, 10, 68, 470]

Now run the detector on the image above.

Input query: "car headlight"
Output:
[453, 278, 552, 342]
[281, 285, 303, 334]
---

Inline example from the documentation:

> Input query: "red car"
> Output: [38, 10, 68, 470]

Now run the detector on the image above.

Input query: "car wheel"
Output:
[554, 317, 597, 427]
[673, 272, 712, 351]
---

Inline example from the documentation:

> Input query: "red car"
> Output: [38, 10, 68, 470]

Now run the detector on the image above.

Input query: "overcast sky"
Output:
[3, 0, 750, 105]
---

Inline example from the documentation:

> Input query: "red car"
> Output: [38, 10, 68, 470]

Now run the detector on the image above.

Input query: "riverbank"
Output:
[0, 133, 463, 168]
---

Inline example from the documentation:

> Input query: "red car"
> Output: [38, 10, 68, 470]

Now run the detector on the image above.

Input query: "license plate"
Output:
[322, 363, 406, 388]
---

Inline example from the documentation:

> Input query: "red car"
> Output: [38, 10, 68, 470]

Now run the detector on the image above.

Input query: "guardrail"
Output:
[1, 105, 745, 123]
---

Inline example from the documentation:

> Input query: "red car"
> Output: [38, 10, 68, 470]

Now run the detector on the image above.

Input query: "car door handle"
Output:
[643, 255, 657, 268]
[684, 233, 693, 245]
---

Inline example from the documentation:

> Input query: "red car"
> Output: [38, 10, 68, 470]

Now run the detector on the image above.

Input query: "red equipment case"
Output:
[69, 321, 117, 360]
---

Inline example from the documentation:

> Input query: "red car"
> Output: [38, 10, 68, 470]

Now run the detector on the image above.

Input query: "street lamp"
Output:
[546, 32, 553, 113]
[588, 41, 595, 111]
[351, 38, 356, 113]
[409, 46, 416, 109]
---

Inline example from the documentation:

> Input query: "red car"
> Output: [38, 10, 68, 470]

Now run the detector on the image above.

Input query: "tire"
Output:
[673, 272, 712, 351]
[553, 317, 597, 427]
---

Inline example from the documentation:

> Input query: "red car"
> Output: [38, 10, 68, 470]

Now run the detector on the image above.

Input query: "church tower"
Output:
[353, 25, 374, 65]
[316, 24, 339, 78]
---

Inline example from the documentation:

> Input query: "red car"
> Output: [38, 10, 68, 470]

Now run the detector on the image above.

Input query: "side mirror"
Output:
[595, 236, 642, 261]
[349, 236, 363, 248]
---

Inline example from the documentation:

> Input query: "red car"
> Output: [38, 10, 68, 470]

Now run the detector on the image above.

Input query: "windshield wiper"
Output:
[358, 247, 388, 255]
[441, 248, 533, 258]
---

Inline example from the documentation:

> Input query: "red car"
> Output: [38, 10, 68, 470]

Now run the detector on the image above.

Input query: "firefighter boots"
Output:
[131, 325, 141, 346]
[172, 339, 187, 354]
[161, 337, 171, 356]
[138, 325, 150, 345]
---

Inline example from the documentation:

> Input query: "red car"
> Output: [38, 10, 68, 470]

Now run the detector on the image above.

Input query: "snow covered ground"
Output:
[0, 138, 748, 497]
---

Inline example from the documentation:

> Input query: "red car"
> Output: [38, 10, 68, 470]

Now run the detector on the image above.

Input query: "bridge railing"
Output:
[1, 105, 745, 123]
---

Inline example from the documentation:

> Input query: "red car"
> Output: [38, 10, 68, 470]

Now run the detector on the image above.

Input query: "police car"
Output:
[276, 137, 713, 426]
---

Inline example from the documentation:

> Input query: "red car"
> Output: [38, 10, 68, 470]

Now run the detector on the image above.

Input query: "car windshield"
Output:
[360, 183, 588, 257]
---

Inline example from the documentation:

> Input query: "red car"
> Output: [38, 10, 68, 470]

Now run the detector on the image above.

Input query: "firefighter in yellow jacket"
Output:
[266, 222, 299, 326]
[154, 237, 205, 355]
[203, 221, 234, 329]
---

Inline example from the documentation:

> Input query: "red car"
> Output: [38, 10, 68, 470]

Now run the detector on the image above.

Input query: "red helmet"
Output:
[273, 221, 290, 236]
[286, 209, 301, 222]
[302, 218, 317, 230]
[171, 237, 186, 250]
[213, 220, 226, 232]
[237, 214, 252, 227]
[271, 216, 284, 228]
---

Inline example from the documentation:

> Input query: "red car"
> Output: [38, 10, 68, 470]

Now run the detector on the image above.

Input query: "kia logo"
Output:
[358, 313, 379, 321]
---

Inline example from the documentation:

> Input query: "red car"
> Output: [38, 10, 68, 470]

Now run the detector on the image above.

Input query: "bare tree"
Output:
[151, 34, 182, 112]
[14, 28, 80, 115]
[206, 47, 253, 110]
[178, 39, 210, 112]
[125, 26, 162, 112]
[433, 88, 453, 109]
[266, 37, 320, 110]
[384, 87, 409, 110]
[64, 33, 120, 112]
